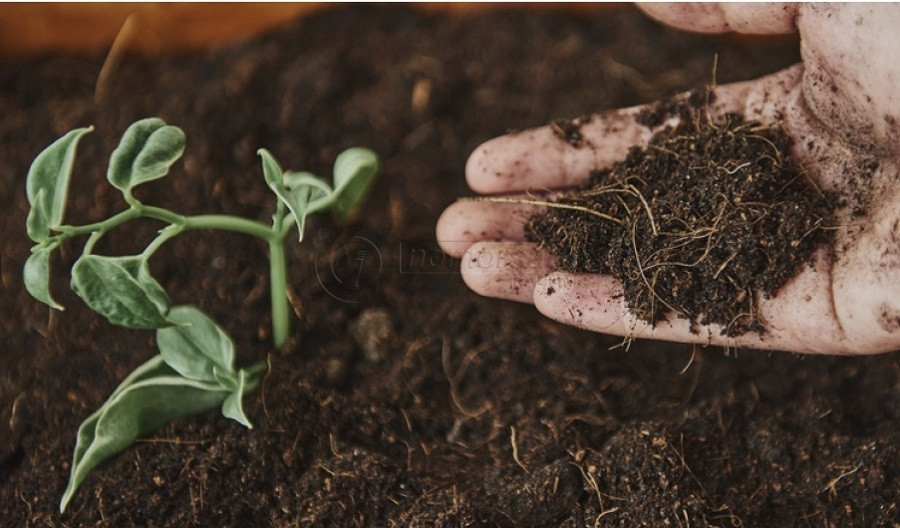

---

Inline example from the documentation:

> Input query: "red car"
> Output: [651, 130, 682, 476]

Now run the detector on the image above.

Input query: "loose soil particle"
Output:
[1, 5, 898, 528]
[527, 99, 837, 336]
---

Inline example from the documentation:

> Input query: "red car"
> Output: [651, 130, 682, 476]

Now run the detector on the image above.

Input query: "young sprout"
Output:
[23, 118, 378, 512]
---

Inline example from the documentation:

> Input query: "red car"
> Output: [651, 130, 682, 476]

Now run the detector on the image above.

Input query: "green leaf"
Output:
[24, 244, 63, 310]
[221, 369, 252, 428]
[26, 126, 93, 241]
[213, 366, 238, 391]
[71, 255, 172, 329]
[108, 118, 185, 192]
[283, 171, 334, 199]
[156, 305, 235, 383]
[106, 355, 173, 400]
[257, 147, 284, 189]
[281, 171, 331, 240]
[330, 147, 378, 223]
[258, 149, 333, 241]
[258, 147, 377, 237]
[60, 356, 229, 513]
[283, 171, 333, 211]
[220, 362, 266, 428]
[64, 356, 174, 504]
[26, 189, 51, 243]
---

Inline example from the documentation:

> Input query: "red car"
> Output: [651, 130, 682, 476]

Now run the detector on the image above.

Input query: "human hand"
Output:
[437, 4, 900, 355]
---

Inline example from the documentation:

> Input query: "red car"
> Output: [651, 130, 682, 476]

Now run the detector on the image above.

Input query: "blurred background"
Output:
[0, 3, 612, 57]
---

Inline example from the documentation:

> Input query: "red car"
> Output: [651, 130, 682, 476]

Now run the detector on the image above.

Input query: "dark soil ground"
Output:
[1, 5, 898, 527]
[527, 103, 836, 336]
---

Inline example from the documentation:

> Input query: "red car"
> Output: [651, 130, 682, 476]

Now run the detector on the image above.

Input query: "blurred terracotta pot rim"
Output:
[0, 3, 615, 58]
[0, 3, 329, 58]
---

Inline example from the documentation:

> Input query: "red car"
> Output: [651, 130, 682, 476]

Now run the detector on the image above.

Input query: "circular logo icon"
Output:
[314, 231, 383, 303]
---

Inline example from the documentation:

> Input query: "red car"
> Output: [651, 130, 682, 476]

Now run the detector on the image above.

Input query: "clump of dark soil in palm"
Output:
[526, 93, 837, 335]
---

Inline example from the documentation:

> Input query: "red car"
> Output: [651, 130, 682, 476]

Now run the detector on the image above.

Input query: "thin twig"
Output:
[626, 184, 658, 236]
[462, 196, 623, 225]
[632, 222, 676, 314]
[96, 12, 138, 104]
[821, 464, 863, 497]
[510, 426, 528, 472]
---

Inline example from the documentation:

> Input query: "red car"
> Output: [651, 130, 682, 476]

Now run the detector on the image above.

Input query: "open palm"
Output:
[437, 4, 900, 355]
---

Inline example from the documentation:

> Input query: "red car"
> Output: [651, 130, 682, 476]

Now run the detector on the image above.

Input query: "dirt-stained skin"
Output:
[438, 3, 900, 354]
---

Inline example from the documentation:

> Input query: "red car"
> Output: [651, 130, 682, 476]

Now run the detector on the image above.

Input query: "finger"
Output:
[532, 252, 857, 355]
[465, 68, 802, 195]
[465, 108, 649, 194]
[532, 272, 739, 345]
[531, 272, 791, 352]
[436, 194, 555, 258]
[636, 3, 799, 35]
[460, 242, 556, 303]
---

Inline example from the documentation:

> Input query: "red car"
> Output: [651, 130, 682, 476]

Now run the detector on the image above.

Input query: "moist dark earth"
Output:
[1, 6, 898, 527]
[527, 103, 837, 336]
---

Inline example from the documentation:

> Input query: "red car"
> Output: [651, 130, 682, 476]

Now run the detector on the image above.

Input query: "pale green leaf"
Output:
[220, 362, 266, 428]
[258, 147, 377, 236]
[24, 244, 63, 310]
[135, 258, 171, 313]
[258, 149, 333, 241]
[212, 366, 238, 391]
[257, 148, 284, 189]
[60, 359, 228, 512]
[26, 126, 93, 240]
[330, 147, 378, 223]
[25, 189, 50, 243]
[71, 255, 172, 329]
[221, 369, 252, 428]
[108, 118, 185, 192]
[283, 171, 333, 198]
[64, 356, 173, 505]
[65, 356, 173, 493]
[106, 355, 172, 400]
[281, 171, 331, 241]
[157, 305, 235, 383]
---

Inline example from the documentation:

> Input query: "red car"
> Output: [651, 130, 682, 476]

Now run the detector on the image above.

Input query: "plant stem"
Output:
[144, 207, 273, 241]
[60, 201, 295, 347]
[243, 360, 270, 392]
[56, 206, 274, 243]
[268, 201, 290, 347]
[141, 224, 185, 259]
[268, 239, 290, 346]
[55, 208, 140, 238]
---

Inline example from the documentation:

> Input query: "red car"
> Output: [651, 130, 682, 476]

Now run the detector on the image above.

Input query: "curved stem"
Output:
[82, 230, 104, 256]
[123, 188, 141, 209]
[58, 205, 275, 243]
[141, 224, 185, 259]
[242, 360, 270, 392]
[58, 200, 292, 347]
[142, 206, 274, 241]
[142, 204, 291, 346]
[55, 208, 140, 239]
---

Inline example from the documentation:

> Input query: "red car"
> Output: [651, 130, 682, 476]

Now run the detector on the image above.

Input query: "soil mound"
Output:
[527, 93, 836, 335]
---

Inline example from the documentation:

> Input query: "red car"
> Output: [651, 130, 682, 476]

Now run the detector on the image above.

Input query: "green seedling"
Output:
[23, 118, 378, 512]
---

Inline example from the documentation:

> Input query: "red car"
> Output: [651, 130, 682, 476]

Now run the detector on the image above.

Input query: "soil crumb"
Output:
[635, 86, 716, 129]
[526, 91, 837, 336]
[550, 116, 589, 148]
